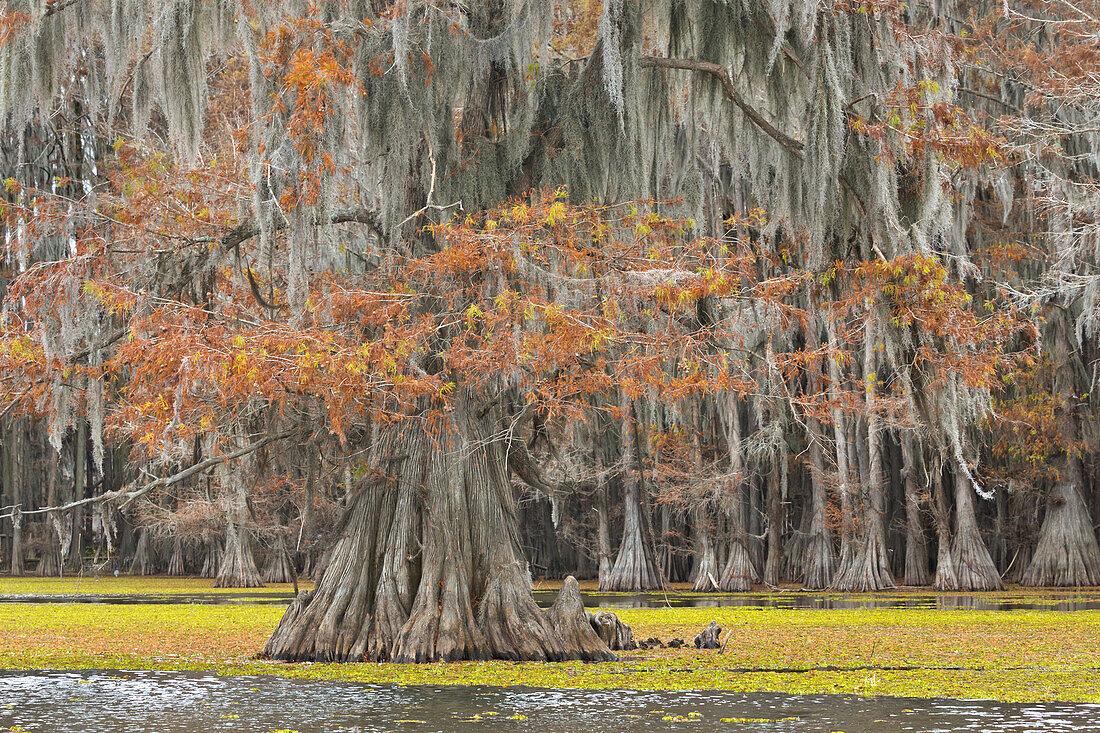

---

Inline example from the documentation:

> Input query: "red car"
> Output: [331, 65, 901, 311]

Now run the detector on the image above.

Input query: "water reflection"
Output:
[1, 671, 1097, 732]
[2, 590, 1100, 611]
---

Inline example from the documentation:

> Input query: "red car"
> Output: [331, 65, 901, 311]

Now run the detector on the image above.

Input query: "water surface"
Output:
[2, 670, 1098, 732]
[3, 590, 1099, 611]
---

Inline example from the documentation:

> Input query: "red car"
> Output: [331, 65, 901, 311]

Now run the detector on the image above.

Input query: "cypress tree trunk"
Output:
[595, 470, 613, 587]
[690, 399, 719, 592]
[719, 392, 757, 591]
[37, 455, 61, 578]
[166, 536, 186, 576]
[67, 421, 87, 572]
[825, 320, 856, 572]
[763, 461, 784, 587]
[803, 414, 836, 589]
[264, 397, 617, 663]
[1020, 310, 1100, 586]
[200, 536, 221, 578]
[691, 506, 720, 591]
[950, 469, 1003, 591]
[1020, 479, 1100, 586]
[7, 421, 25, 576]
[263, 534, 296, 584]
[128, 529, 157, 576]
[929, 455, 959, 590]
[601, 395, 664, 591]
[902, 436, 930, 586]
[215, 520, 265, 588]
[833, 315, 895, 591]
[10, 507, 24, 577]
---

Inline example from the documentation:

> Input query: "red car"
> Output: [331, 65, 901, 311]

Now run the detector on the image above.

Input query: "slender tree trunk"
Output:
[7, 420, 25, 572]
[719, 392, 757, 591]
[690, 399, 719, 592]
[825, 319, 856, 572]
[596, 470, 613, 587]
[68, 420, 87, 572]
[763, 461, 784, 587]
[902, 435, 930, 586]
[38, 451, 61, 577]
[803, 413, 835, 589]
[265, 396, 618, 663]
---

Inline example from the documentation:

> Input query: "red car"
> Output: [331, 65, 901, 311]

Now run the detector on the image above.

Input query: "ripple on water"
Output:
[2, 670, 1099, 732]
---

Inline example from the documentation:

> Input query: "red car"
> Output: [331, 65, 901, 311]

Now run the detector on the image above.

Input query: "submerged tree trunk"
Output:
[950, 469, 1003, 591]
[901, 436, 930, 586]
[601, 395, 664, 592]
[264, 398, 617, 663]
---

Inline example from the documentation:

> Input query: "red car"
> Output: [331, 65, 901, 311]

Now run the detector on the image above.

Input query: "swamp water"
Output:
[2, 670, 1098, 732]
[3, 591, 1100, 611]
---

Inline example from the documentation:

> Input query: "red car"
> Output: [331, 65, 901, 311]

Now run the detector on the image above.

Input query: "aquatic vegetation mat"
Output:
[0, 600, 1098, 703]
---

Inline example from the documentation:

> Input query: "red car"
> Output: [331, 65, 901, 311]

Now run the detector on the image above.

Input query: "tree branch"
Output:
[217, 207, 384, 251]
[5, 431, 293, 520]
[640, 56, 805, 155]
